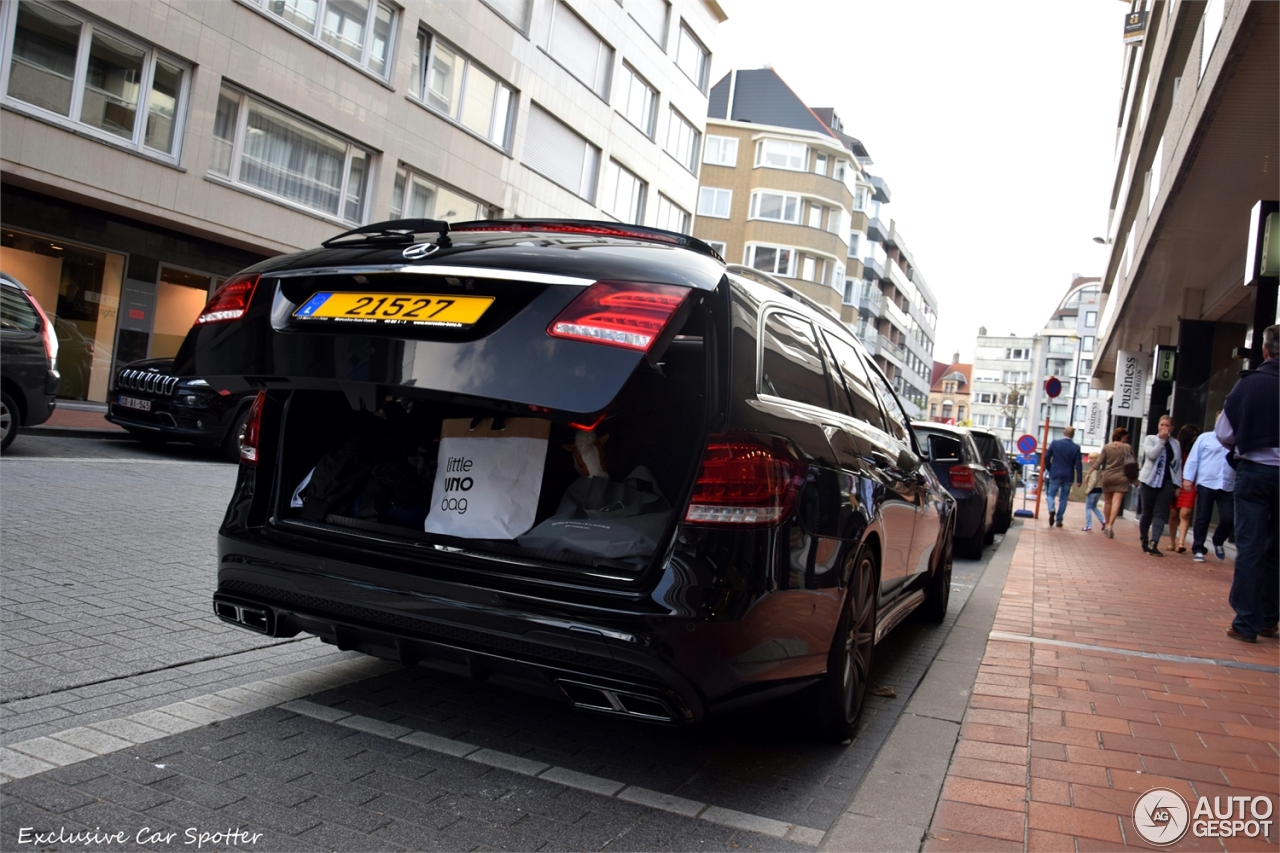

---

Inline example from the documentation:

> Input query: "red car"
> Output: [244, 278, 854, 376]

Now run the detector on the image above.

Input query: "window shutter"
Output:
[524, 104, 597, 201]
[629, 0, 669, 45]
[548, 2, 610, 97]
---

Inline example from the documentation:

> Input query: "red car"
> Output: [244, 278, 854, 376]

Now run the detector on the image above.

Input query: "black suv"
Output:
[181, 220, 955, 740]
[967, 427, 1014, 534]
[1, 273, 59, 451]
[909, 422, 996, 559]
[106, 358, 256, 461]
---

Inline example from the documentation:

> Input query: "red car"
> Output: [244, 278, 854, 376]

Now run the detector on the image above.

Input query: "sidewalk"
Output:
[926, 500, 1278, 851]
[30, 402, 125, 436]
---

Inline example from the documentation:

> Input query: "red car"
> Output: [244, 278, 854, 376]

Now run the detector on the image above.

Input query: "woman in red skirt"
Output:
[1168, 423, 1199, 552]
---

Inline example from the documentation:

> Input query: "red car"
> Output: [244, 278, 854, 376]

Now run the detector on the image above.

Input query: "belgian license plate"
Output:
[119, 396, 150, 411]
[293, 292, 494, 327]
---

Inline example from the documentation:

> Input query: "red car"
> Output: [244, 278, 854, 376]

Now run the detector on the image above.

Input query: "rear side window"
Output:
[862, 359, 910, 443]
[823, 332, 887, 431]
[759, 311, 829, 410]
[0, 285, 40, 332]
[971, 432, 1003, 463]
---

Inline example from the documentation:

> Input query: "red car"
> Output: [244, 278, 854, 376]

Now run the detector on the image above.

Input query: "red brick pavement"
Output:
[39, 407, 122, 431]
[926, 499, 1279, 852]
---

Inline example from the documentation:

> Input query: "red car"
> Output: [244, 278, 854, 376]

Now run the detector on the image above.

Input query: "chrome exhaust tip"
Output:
[555, 679, 676, 722]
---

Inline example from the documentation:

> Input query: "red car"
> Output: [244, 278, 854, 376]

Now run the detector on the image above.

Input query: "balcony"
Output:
[878, 334, 906, 363]
[862, 256, 884, 281]
[867, 216, 888, 242]
[857, 282, 883, 315]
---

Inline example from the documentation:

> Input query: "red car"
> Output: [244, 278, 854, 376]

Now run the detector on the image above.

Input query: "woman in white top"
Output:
[1137, 414, 1182, 556]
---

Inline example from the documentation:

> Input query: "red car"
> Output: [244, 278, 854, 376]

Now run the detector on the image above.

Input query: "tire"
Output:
[983, 523, 996, 545]
[222, 405, 251, 463]
[814, 547, 877, 743]
[0, 390, 19, 452]
[921, 522, 954, 623]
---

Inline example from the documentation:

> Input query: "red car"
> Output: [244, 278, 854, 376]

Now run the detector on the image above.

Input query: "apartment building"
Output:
[1091, 0, 1277, 437]
[0, 0, 725, 403]
[1027, 277, 1110, 456]
[971, 331, 1035, 452]
[926, 359, 970, 426]
[693, 68, 937, 416]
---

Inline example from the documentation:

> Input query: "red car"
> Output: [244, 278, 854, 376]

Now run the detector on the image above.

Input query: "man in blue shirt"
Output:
[1044, 426, 1083, 528]
[1182, 416, 1234, 563]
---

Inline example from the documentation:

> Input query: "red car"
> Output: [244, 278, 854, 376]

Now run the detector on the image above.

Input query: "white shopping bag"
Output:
[423, 417, 550, 539]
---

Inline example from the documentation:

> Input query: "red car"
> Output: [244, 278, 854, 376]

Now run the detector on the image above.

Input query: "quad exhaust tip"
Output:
[214, 599, 272, 634]
[556, 679, 676, 722]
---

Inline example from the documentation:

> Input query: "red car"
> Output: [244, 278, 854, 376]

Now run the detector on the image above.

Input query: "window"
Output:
[481, 0, 531, 33]
[1084, 311, 1097, 328]
[755, 139, 808, 171]
[390, 166, 492, 222]
[410, 32, 514, 149]
[807, 204, 822, 229]
[675, 22, 709, 91]
[523, 104, 600, 201]
[748, 191, 800, 223]
[1003, 370, 1030, 383]
[864, 362, 910, 442]
[4, 2, 190, 160]
[1047, 336, 1075, 354]
[615, 63, 657, 137]
[759, 312, 829, 409]
[973, 414, 994, 427]
[654, 194, 690, 234]
[254, 0, 395, 78]
[703, 135, 738, 166]
[930, 403, 938, 418]
[1004, 347, 1030, 359]
[813, 153, 827, 176]
[801, 256, 816, 282]
[825, 332, 887, 430]
[705, 240, 726, 256]
[1080, 358, 1094, 373]
[664, 107, 699, 173]
[744, 244, 796, 277]
[600, 159, 646, 224]
[852, 185, 870, 211]
[847, 232, 863, 259]
[629, 0, 669, 47]
[697, 187, 731, 218]
[210, 86, 370, 223]
[546, 0, 613, 99]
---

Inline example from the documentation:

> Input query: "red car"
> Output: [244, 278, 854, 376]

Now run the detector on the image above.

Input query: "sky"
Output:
[712, 0, 1125, 364]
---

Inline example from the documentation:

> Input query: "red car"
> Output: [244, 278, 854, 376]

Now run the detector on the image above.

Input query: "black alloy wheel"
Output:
[921, 520, 954, 623]
[815, 548, 877, 743]
[0, 391, 18, 451]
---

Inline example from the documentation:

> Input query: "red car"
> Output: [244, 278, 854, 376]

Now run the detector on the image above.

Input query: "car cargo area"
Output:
[268, 336, 709, 581]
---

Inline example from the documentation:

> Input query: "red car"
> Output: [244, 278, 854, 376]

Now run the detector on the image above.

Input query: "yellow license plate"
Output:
[293, 292, 494, 327]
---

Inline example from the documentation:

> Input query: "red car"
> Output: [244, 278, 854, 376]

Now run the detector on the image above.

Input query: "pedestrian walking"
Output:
[1091, 427, 1136, 538]
[1137, 415, 1181, 557]
[1183, 415, 1234, 564]
[1167, 423, 1199, 552]
[1215, 324, 1279, 644]
[1082, 464, 1105, 531]
[1044, 426, 1083, 528]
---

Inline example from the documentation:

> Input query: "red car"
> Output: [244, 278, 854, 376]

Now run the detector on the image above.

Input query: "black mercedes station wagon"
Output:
[181, 220, 955, 741]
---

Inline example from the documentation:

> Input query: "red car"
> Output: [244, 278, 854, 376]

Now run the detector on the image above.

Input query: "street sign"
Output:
[1016, 454, 1037, 465]
[1045, 376, 1062, 398]
[1017, 434, 1037, 454]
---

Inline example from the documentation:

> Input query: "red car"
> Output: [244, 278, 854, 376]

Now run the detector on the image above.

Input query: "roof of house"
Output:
[930, 363, 972, 394]
[707, 69, 836, 138]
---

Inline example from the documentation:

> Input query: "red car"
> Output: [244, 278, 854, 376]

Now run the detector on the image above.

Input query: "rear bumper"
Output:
[213, 527, 832, 723]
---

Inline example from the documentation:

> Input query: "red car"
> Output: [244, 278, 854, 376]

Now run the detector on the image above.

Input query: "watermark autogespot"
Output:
[16, 826, 264, 848]
[1132, 788, 1275, 845]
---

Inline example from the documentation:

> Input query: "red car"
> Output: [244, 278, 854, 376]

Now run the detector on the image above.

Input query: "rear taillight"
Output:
[992, 468, 1008, 479]
[196, 274, 260, 325]
[949, 465, 975, 490]
[684, 434, 806, 526]
[239, 391, 266, 464]
[548, 281, 691, 352]
[24, 292, 58, 365]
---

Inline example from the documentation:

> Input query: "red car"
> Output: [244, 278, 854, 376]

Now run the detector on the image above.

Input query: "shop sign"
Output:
[1084, 397, 1109, 446]
[1114, 350, 1149, 416]
[1123, 11, 1147, 45]
[1155, 346, 1177, 382]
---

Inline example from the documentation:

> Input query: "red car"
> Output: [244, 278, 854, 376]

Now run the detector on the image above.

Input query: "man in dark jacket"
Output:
[1215, 324, 1279, 643]
[1044, 426, 1083, 528]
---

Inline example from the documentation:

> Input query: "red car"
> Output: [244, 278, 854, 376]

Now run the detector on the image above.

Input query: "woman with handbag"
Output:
[1137, 415, 1183, 556]
[1090, 427, 1136, 538]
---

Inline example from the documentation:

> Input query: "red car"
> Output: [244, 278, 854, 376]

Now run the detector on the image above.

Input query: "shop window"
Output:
[209, 85, 372, 223]
[390, 166, 493, 222]
[152, 266, 217, 360]
[249, 0, 396, 78]
[4, 1, 190, 161]
[410, 31, 515, 150]
[0, 229, 124, 402]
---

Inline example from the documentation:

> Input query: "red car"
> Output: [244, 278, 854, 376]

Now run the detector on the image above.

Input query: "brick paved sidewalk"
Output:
[925, 501, 1278, 852]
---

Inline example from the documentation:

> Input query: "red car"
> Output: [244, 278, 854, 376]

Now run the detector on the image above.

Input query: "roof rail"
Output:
[725, 264, 842, 321]
[449, 219, 725, 262]
[322, 219, 452, 248]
